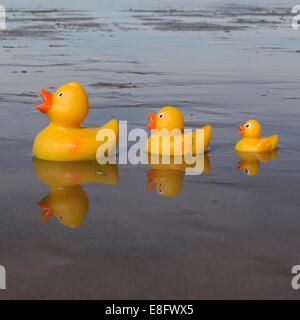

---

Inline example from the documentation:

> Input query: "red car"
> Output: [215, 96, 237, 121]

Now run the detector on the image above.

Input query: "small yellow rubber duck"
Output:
[33, 159, 118, 228]
[235, 119, 278, 153]
[147, 106, 212, 156]
[33, 82, 119, 161]
[237, 150, 278, 176]
[147, 154, 211, 197]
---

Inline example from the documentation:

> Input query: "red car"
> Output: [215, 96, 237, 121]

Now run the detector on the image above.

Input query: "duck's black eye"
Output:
[244, 169, 249, 175]
[158, 183, 163, 193]
[245, 123, 251, 129]
[159, 113, 165, 119]
[58, 92, 64, 99]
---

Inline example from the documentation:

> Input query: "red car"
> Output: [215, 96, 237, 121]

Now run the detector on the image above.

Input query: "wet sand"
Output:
[0, 0, 300, 299]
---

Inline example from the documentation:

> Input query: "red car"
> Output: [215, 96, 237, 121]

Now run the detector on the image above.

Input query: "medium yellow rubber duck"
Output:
[235, 120, 278, 153]
[147, 154, 211, 197]
[33, 82, 119, 161]
[237, 150, 278, 176]
[33, 159, 118, 228]
[147, 106, 212, 156]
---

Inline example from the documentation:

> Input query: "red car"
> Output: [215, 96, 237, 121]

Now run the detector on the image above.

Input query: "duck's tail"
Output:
[99, 119, 119, 143]
[203, 125, 212, 152]
[269, 135, 279, 151]
[258, 135, 278, 152]
[190, 124, 212, 155]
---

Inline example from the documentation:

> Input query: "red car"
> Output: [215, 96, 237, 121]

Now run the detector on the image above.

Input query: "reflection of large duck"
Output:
[33, 159, 118, 228]
[147, 154, 211, 197]
[33, 82, 119, 162]
[147, 106, 212, 156]
[237, 150, 278, 176]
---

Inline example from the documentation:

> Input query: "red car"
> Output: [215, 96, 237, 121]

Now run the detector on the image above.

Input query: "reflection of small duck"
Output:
[33, 159, 118, 228]
[147, 106, 212, 156]
[147, 154, 211, 197]
[33, 82, 119, 162]
[235, 120, 278, 153]
[237, 150, 278, 176]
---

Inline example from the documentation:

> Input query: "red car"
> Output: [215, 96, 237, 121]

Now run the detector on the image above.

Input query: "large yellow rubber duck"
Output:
[237, 150, 278, 176]
[33, 159, 118, 228]
[33, 82, 119, 161]
[235, 120, 278, 153]
[147, 154, 211, 197]
[147, 106, 212, 156]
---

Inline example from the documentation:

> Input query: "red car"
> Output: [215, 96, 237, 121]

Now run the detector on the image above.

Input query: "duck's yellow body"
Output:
[235, 136, 278, 153]
[146, 106, 212, 156]
[33, 82, 119, 162]
[235, 119, 278, 153]
[33, 119, 118, 162]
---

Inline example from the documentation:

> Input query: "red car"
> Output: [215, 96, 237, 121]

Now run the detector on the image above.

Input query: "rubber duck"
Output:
[235, 120, 278, 153]
[33, 82, 119, 162]
[33, 159, 118, 228]
[147, 106, 212, 156]
[237, 150, 278, 176]
[147, 154, 211, 197]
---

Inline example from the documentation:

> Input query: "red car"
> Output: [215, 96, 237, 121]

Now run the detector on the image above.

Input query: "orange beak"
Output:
[147, 113, 157, 130]
[147, 170, 156, 191]
[36, 88, 52, 114]
[37, 201, 53, 222]
[239, 125, 245, 136]
[237, 161, 244, 171]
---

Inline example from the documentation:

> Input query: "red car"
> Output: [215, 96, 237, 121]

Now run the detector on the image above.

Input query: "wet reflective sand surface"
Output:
[0, 0, 300, 299]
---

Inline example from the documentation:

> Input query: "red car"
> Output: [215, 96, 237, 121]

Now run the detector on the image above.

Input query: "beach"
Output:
[0, 0, 300, 299]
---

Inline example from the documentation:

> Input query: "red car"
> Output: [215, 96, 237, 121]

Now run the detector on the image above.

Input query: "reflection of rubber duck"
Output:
[147, 153, 211, 197]
[147, 168, 183, 197]
[33, 159, 118, 228]
[237, 150, 278, 176]
[37, 185, 89, 229]
[33, 82, 119, 161]
[147, 106, 212, 156]
[235, 120, 278, 153]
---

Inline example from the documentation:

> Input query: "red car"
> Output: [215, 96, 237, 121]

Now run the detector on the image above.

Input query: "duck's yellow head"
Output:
[239, 119, 261, 138]
[147, 106, 184, 132]
[36, 82, 89, 127]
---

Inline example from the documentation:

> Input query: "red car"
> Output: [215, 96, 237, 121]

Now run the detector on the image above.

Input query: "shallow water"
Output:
[0, 0, 300, 299]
